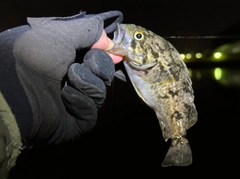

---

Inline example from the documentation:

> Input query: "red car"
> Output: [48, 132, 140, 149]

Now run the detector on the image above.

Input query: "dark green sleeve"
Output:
[0, 25, 33, 139]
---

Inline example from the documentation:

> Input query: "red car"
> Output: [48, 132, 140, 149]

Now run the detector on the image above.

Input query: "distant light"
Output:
[214, 52, 222, 59]
[195, 53, 202, 59]
[186, 53, 192, 59]
[214, 67, 222, 80]
[180, 54, 185, 60]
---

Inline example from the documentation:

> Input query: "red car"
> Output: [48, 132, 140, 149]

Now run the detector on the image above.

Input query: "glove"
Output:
[61, 48, 115, 136]
[10, 10, 123, 144]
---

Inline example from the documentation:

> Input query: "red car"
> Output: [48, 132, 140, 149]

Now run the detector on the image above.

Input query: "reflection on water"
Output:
[169, 37, 240, 90]
[189, 67, 240, 88]
[214, 67, 222, 80]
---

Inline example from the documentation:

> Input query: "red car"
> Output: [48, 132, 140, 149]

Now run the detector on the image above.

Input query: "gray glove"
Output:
[61, 48, 115, 135]
[11, 10, 123, 144]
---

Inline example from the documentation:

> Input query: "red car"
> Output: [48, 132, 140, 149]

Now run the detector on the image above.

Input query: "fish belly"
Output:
[124, 62, 172, 140]
[123, 61, 155, 107]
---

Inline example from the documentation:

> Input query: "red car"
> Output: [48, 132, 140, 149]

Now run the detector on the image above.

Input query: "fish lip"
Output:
[129, 61, 158, 70]
[112, 23, 125, 44]
[107, 24, 125, 54]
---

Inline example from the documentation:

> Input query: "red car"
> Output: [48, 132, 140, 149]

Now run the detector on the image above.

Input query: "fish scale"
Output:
[108, 23, 198, 167]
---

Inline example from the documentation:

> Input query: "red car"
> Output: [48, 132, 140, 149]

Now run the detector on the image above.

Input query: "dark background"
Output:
[2, 0, 240, 36]
[1, 0, 240, 178]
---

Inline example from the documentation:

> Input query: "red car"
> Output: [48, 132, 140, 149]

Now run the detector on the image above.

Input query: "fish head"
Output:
[108, 24, 159, 70]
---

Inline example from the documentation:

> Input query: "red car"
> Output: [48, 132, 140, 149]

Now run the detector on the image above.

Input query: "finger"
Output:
[90, 30, 114, 51]
[62, 86, 97, 120]
[107, 52, 123, 64]
[67, 63, 106, 108]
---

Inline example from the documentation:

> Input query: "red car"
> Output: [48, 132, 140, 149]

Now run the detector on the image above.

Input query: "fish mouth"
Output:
[112, 23, 125, 44]
[107, 24, 126, 55]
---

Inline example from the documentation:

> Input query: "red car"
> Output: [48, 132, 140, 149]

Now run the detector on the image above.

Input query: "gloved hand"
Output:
[11, 10, 123, 144]
[61, 48, 115, 136]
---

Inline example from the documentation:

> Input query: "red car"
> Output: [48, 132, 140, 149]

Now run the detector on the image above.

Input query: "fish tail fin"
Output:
[162, 137, 192, 167]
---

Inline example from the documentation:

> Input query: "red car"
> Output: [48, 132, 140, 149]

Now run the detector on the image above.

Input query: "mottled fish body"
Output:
[109, 24, 198, 167]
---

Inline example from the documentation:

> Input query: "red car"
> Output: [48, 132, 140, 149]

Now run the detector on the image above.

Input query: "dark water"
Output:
[8, 65, 239, 178]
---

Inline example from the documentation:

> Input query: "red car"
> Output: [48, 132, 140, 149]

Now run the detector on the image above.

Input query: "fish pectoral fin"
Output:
[114, 70, 127, 82]
[162, 137, 192, 167]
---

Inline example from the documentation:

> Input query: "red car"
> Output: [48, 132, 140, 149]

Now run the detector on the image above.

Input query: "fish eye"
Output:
[134, 31, 144, 40]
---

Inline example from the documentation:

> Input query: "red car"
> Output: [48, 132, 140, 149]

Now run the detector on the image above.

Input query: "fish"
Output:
[108, 24, 198, 167]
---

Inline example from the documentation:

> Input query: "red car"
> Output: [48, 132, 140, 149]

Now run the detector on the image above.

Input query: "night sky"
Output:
[1, 0, 240, 178]
[1, 0, 240, 36]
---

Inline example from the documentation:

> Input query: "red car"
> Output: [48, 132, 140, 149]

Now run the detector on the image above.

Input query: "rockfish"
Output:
[108, 24, 198, 167]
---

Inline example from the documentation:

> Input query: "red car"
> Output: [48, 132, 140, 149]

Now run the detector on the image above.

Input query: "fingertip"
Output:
[91, 30, 114, 51]
[107, 53, 123, 64]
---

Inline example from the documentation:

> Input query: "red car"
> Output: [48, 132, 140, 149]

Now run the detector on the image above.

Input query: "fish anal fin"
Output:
[162, 137, 192, 167]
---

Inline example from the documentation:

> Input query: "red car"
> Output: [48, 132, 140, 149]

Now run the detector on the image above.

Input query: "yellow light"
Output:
[214, 52, 222, 59]
[180, 54, 185, 60]
[195, 53, 202, 59]
[186, 53, 192, 59]
[214, 67, 222, 80]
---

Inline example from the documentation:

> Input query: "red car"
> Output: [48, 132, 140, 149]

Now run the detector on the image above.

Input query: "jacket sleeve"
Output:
[0, 25, 33, 139]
